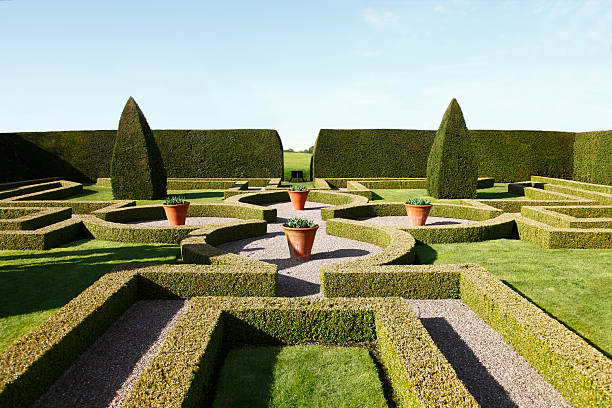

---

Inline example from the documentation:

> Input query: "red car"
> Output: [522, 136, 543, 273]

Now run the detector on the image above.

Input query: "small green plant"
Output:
[405, 197, 431, 206]
[284, 217, 318, 228]
[290, 185, 309, 191]
[164, 195, 188, 205]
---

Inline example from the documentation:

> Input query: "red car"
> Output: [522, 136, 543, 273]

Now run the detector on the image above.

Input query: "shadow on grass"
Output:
[211, 345, 279, 407]
[414, 244, 438, 264]
[0, 240, 178, 319]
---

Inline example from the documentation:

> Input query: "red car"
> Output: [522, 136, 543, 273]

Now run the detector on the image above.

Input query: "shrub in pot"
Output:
[288, 185, 309, 210]
[163, 195, 190, 226]
[282, 217, 319, 261]
[405, 197, 433, 226]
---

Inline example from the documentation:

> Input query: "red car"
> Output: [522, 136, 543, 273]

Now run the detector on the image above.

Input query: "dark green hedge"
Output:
[574, 130, 612, 186]
[0, 129, 283, 183]
[312, 129, 578, 182]
[461, 265, 612, 407]
[0, 271, 139, 408]
[531, 176, 612, 194]
[124, 297, 477, 407]
[426, 99, 478, 198]
[543, 184, 612, 204]
[111, 97, 167, 200]
[0, 207, 70, 231]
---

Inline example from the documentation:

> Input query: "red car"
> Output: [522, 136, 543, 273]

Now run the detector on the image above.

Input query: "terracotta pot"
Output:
[282, 224, 319, 261]
[288, 190, 310, 210]
[405, 204, 433, 226]
[163, 203, 190, 226]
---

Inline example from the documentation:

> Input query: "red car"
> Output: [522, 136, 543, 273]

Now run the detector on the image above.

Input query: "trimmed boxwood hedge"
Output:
[0, 129, 283, 183]
[516, 214, 612, 249]
[426, 98, 478, 199]
[461, 265, 612, 407]
[0, 207, 70, 231]
[531, 176, 612, 194]
[111, 97, 167, 200]
[312, 128, 579, 183]
[0, 216, 83, 250]
[521, 205, 612, 229]
[0, 271, 139, 408]
[0, 199, 135, 215]
[574, 130, 612, 186]
[123, 297, 477, 407]
[543, 184, 612, 204]
[1, 181, 83, 202]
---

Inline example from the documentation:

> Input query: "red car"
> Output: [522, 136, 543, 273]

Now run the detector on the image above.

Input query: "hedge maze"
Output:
[1, 101, 611, 407]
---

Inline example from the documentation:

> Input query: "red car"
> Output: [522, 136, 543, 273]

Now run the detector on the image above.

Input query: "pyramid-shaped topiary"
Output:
[426, 98, 478, 198]
[111, 97, 167, 199]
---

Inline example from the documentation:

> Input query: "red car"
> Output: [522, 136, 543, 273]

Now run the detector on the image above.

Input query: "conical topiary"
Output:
[110, 97, 167, 199]
[426, 98, 478, 198]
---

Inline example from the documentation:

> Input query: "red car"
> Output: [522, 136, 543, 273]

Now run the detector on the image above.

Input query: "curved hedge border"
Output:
[461, 265, 612, 407]
[320, 201, 514, 244]
[124, 297, 477, 407]
[225, 189, 369, 210]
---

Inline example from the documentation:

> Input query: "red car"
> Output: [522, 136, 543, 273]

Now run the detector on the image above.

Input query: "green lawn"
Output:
[283, 152, 312, 181]
[416, 239, 612, 356]
[372, 183, 520, 202]
[212, 345, 387, 408]
[67, 185, 225, 204]
[0, 239, 178, 351]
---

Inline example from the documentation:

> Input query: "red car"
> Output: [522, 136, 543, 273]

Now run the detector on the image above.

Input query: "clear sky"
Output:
[1, 0, 610, 149]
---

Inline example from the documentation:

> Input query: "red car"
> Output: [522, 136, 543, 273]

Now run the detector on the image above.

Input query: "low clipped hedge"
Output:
[98, 177, 276, 189]
[531, 176, 612, 194]
[2, 181, 83, 202]
[0, 181, 63, 200]
[543, 184, 612, 204]
[521, 206, 612, 229]
[461, 265, 612, 407]
[0, 199, 135, 215]
[473, 198, 594, 213]
[180, 220, 269, 265]
[315, 177, 494, 191]
[515, 215, 612, 249]
[82, 215, 200, 244]
[0, 207, 70, 231]
[0, 217, 83, 250]
[123, 297, 477, 407]
[0, 177, 60, 191]
[0, 129, 283, 183]
[134, 264, 276, 298]
[0, 271, 139, 408]
[574, 130, 612, 186]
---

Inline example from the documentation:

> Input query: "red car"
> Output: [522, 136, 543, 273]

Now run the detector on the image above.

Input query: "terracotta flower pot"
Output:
[163, 203, 190, 226]
[288, 190, 310, 210]
[282, 224, 319, 261]
[405, 204, 433, 226]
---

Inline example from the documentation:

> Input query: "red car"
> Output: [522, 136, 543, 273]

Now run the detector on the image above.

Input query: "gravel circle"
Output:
[359, 215, 474, 226]
[408, 299, 571, 408]
[33, 300, 187, 408]
[128, 216, 241, 226]
[217, 201, 381, 297]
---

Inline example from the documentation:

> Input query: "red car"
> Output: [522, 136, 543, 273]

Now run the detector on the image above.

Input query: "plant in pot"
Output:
[163, 195, 190, 226]
[288, 185, 309, 210]
[405, 197, 433, 226]
[281, 217, 319, 261]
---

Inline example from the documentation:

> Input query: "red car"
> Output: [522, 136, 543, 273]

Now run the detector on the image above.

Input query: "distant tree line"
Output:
[284, 146, 314, 154]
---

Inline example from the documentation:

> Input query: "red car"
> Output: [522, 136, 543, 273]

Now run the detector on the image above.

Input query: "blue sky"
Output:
[1, 0, 610, 149]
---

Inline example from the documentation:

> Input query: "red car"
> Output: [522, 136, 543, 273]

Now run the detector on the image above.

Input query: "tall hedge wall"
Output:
[573, 130, 612, 186]
[312, 129, 579, 182]
[0, 129, 284, 183]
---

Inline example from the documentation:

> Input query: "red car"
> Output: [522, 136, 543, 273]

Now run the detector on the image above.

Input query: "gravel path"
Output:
[129, 216, 241, 226]
[218, 201, 381, 297]
[408, 299, 570, 408]
[359, 215, 474, 226]
[33, 300, 187, 408]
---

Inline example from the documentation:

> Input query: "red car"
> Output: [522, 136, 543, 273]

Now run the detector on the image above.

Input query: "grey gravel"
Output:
[33, 300, 187, 408]
[129, 216, 241, 226]
[218, 201, 381, 297]
[359, 215, 474, 226]
[408, 299, 571, 408]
